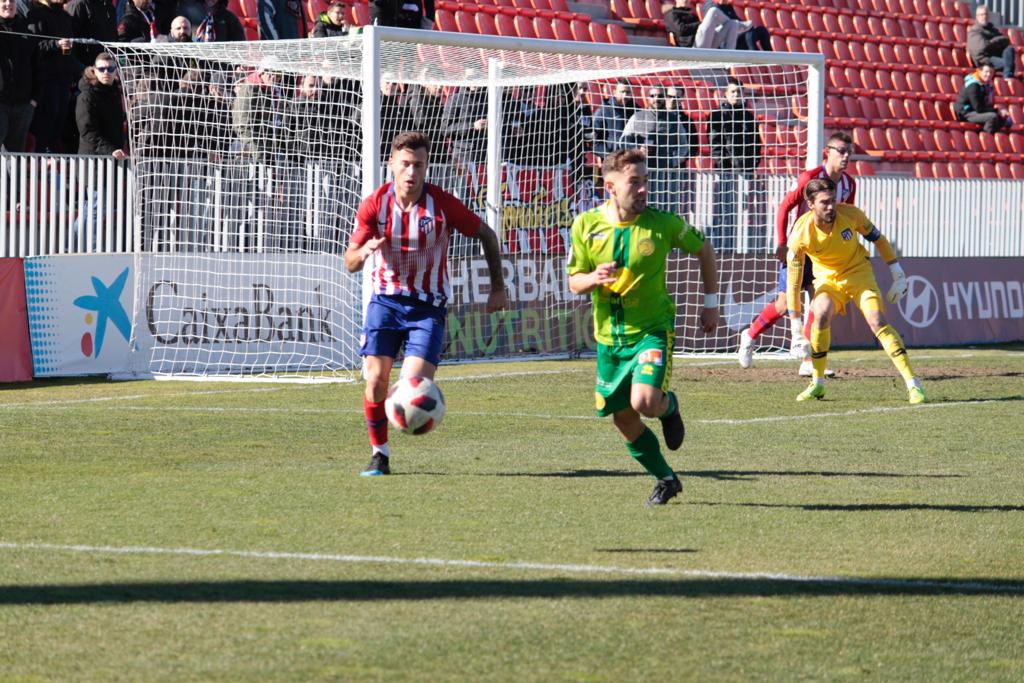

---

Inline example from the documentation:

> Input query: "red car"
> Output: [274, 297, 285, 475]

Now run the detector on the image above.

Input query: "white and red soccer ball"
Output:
[384, 376, 446, 435]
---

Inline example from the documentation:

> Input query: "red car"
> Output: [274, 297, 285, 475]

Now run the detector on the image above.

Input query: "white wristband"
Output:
[703, 293, 719, 309]
[889, 262, 905, 279]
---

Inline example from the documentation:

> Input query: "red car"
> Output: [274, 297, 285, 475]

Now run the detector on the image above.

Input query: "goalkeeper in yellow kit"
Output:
[786, 177, 924, 404]
[568, 148, 720, 506]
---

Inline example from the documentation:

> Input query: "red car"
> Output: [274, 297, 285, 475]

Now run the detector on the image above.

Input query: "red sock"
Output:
[363, 395, 388, 448]
[749, 302, 783, 339]
[804, 309, 815, 340]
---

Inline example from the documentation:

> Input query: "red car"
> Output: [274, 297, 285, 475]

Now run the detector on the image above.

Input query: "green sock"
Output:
[660, 391, 677, 420]
[627, 427, 674, 480]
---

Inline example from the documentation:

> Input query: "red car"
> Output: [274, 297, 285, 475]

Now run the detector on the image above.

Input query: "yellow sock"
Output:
[875, 324, 915, 383]
[810, 325, 830, 380]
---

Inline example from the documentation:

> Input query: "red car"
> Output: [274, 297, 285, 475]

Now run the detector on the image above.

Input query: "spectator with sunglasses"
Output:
[76, 52, 126, 158]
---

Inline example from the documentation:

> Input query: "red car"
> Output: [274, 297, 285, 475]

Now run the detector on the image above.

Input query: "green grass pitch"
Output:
[2, 346, 1023, 681]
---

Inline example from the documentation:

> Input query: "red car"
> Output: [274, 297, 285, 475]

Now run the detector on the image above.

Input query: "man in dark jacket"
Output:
[592, 79, 635, 159]
[66, 0, 117, 64]
[118, 0, 175, 41]
[441, 79, 488, 190]
[310, 0, 349, 38]
[661, 0, 700, 47]
[707, 80, 762, 251]
[967, 5, 1016, 79]
[76, 52, 126, 157]
[177, 0, 245, 41]
[956, 62, 1010, 133]
[370, 0, 434, 29]
[1, 0, 38, 151]
[26, 0, 79, 152]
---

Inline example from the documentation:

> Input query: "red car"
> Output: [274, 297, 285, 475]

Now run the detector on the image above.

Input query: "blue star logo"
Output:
[73, 267, 132, 357]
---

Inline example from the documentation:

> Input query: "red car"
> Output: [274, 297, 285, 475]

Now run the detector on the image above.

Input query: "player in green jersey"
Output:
[568, 148, 719, 506]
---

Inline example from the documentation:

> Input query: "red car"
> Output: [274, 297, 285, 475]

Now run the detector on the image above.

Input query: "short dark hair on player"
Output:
[804, 177, 837, 202]
[602, 148, 646, 177]
[827, 131, 852, 146]
[391, 131, 430, 156]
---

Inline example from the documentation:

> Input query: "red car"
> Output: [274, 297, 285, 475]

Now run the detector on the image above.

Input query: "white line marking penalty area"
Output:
[1, 541, 1020, 595]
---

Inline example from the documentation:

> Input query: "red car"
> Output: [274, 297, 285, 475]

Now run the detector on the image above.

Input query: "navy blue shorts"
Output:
[776, 259, 814, 293]
[360, 293, 447, 366]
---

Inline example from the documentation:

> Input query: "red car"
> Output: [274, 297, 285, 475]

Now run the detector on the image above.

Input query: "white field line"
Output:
[0, 397, 1010, 426]
[0, 387, 283, 409]
[1, 541, 1020, 595]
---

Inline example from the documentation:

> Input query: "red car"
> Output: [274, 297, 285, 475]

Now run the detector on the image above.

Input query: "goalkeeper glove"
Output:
[887, 263, 908, 304]
[789, 316, 809, 359]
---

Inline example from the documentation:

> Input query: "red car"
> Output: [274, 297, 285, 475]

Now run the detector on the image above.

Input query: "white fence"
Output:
[2, 152, 1023, 258]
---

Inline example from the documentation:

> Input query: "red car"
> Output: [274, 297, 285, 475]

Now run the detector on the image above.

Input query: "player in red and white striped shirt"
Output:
[345, 131, 507, 476]
[737, 132, 856, 375]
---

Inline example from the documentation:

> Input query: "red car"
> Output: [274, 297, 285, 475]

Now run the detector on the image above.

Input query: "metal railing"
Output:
[2, 152, 1023, 259]
[986, 0, 1024, 28]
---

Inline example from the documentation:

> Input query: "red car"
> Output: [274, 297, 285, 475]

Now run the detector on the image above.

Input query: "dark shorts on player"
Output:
[776, 259, 814, 293]
[594, 331, 673, 417]
[360, 293, 446, 366]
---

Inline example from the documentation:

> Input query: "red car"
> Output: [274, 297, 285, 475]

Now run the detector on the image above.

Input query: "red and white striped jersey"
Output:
[775, 166, 857, 247]
[352, 182, 482, 305]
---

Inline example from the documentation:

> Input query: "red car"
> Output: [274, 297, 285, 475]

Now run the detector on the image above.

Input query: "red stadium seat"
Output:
[834, 40, 854, 61]
[864, 42, 883, 63]
[770, 35, 786, 51]
[1012, 163, 1024, 179]
[552, 17, 573, 40]
[785, 36, 803, 52]
[817, 39, 838, 60]
[496, 13, 517, 35]
[532, 16, 554, 38]
[949, 162, 969, 178]
[914, 162, 934, 178]
[822, 13, 840, 33]
[353, 2, 370, 26]
[514, 13, 537, 37]
[869, 17, 885, 35]
[993, 132, 1013, 154]
[879, 42, 898, 64]
[829, 67, 850, 89]
[436, 8, 457, 32]
[860, 98, 881, 120]
[607, 23, 630, 44]
[932, 161, 952, 177]
[827, 95, 848, 117]
[609, 0, 629, 20]
[589, 22, 611, 42]
[801, 37, 818, 53]
[853, 160, 876, 176]
[646, 0, 663, 20]
[868, 127, 888, 151]
[777, 9, 796, 30]
[455, 10, 479, 33]
[978, 163, 998, 179]
[993, 162, 1012, 179]
[1011, 133, 1024, 155]
[888, 98, 910, 119]
[843, 97, 864, 118]
[477, 12, 498, 34]
[627, 0, 648, 19]
[569, 18, 590, 41]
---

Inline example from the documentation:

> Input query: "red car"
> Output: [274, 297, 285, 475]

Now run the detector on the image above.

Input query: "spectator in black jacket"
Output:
[310, 0, 350, 38]
[956, 62, 1011, 132]
[76, 52, 126, 157]
[178, 0, 245, 42]
[370, 0, 434, 29]
[967, 5, 1016, 79]
[661, 0, 700, 48]
[1, 0, 38, 151]
[26, 0, 79, 152]
[442, 79, 488, 181]
[405, 79, 445, 156]
[707, 80, 762, 251]
[66, 0, 117, 64]
[118, 0, 174, 41]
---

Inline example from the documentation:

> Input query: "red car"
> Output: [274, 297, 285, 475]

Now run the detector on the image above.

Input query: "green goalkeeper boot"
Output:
[796, 381, 825, 402]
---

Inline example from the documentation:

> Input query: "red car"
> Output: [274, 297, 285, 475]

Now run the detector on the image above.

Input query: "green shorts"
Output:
[594, 331, 673, 417]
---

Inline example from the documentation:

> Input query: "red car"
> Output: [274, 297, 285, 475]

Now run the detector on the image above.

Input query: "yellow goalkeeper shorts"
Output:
[814, 265, 883, 316]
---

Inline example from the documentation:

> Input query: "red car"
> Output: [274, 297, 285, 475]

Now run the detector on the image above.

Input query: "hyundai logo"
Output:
[898, 276, 940, 328]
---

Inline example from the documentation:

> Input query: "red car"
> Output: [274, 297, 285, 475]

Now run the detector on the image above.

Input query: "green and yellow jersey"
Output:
[568, 203, 705, 347]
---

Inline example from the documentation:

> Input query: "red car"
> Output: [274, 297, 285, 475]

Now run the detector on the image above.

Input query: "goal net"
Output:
[106, 28, 822, 381]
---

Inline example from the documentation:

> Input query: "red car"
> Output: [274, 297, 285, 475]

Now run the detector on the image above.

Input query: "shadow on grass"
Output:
[595, 548, 698, 554]
[469, 469, 963, 481]
[691, 501, 1024, 513]
[2, 576, 1022, 604]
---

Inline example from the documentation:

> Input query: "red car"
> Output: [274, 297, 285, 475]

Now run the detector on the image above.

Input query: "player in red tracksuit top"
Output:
[736, 131, 857, 376]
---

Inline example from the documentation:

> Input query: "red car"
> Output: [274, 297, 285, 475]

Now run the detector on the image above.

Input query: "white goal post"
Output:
[105, 27, 824, 381]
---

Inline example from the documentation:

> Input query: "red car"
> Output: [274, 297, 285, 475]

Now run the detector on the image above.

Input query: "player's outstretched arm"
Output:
[344, 236, 385, 273]
[696, 240, 719, 333]
[475, 223, 509, 312]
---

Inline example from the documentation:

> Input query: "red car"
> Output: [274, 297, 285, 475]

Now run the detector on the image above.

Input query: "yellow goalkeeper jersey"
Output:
[789, 204, 877, 280]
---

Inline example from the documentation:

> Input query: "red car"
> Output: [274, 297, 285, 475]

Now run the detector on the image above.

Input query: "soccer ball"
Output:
[384, 376, 446, 435]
